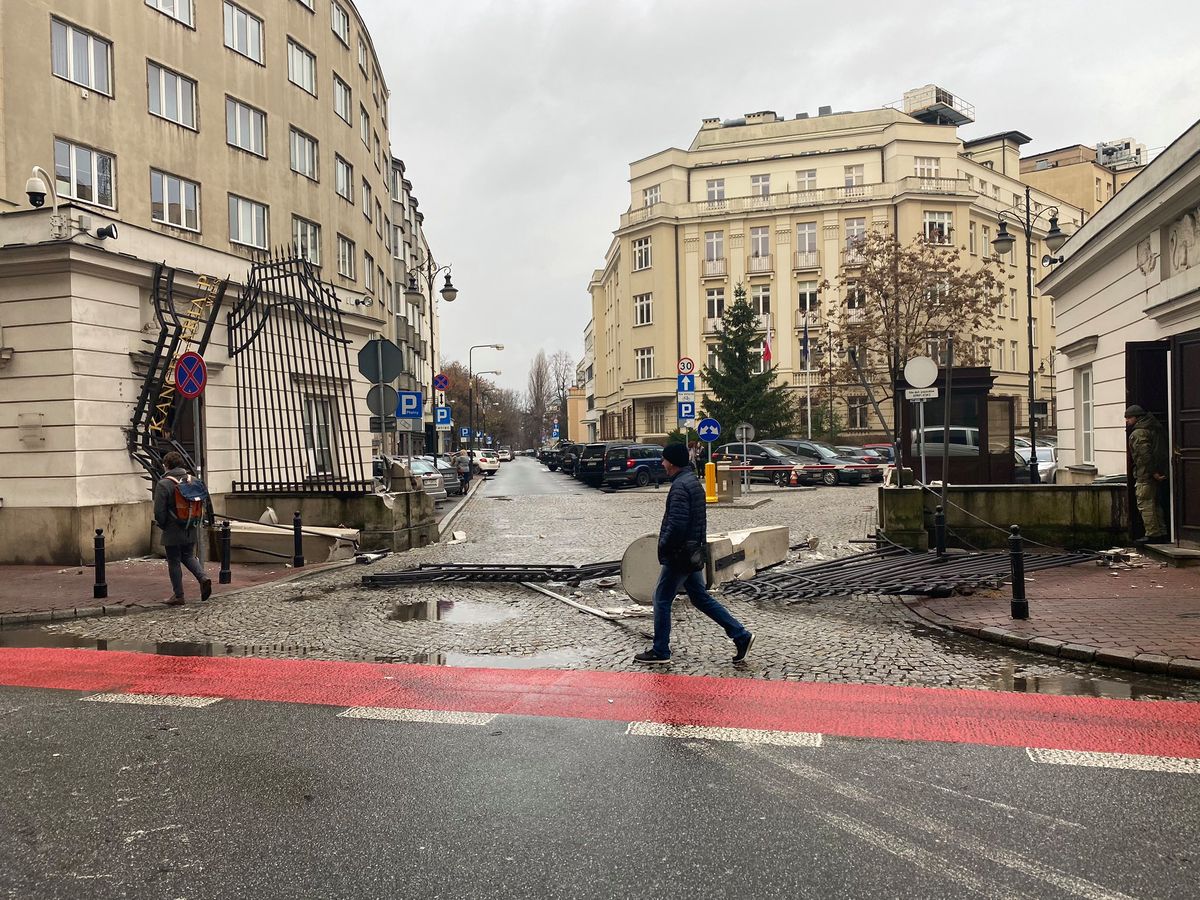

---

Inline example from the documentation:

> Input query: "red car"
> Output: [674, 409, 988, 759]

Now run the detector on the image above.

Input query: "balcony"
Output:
[754, 313, 770, 331]
[703, 317, 725, 334]
[793, 311, 822, 331]
[793, 250, 820, 271]
[702, 257, 727, 278]
[791, 370, 820, 387]
[746, 254, 773, 274]
[896, 175, 974, 197]
[842, 247, 866, 267]
[619, 183, 885, 229]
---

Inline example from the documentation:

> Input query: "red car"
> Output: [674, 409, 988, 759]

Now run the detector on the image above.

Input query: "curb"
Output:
[0, 558, 357, 629]
[438, 476, 484, 537]
[901, 599, 1200, 681]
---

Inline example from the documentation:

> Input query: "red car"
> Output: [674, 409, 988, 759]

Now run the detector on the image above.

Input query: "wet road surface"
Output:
[479, 456, 596, 496]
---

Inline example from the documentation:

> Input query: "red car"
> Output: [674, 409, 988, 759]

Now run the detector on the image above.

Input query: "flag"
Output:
[802, 316, 810, 369]
[762, 328, 773, 366]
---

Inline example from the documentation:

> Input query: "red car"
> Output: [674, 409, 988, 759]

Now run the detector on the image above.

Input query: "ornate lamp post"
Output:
[992, 187, 1068, 484]
[404, 253, 457, 454]
[468, 344, 504, 451]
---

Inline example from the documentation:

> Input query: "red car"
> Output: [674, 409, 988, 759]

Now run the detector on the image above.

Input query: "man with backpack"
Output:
[153, 451, 212, 605]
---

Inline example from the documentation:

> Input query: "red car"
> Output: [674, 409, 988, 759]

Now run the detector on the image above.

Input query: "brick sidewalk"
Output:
[905, 560, 1200, 678]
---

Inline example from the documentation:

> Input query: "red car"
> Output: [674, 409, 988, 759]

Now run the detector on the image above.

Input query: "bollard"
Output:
[934, 505, 946, 557]
[705, 461, 718, 504]
[219, 520, 232, 584]
[292, 511, 305, 568]
[93, 528, 108, 600]
[1009, 525, 1028, 619]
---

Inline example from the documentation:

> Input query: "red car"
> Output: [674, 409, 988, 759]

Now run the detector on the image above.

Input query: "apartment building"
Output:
[1020, 139, 1146, 222]
[575, 321, 598, 442]
[586, 87, 1083, 443]
[0, 0, 442, 562]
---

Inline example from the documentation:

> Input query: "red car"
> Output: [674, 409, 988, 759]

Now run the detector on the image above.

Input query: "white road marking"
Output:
[625, 721, 822, 747]
[1027, 747, 1200, 774]
[338, 707, 497, 726]
[82, 693, 221, 708]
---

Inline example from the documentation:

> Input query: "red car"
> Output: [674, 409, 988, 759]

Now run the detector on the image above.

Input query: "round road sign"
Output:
[433, 372, 450, 392]
[677, 357, 696, 375]
[904, 356, 938, 389]
[735, 421, 755, 442]
[697, 418, 721, 442]
[175, 352, 207, 399]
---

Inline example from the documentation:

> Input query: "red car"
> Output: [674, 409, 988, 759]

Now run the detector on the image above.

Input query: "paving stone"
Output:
[1059, 643, 1098, 662]
[1167, 658, 1200, 679]
[1025, 637, 1065, 655]
[1095, 648, 1140, 668]
[1134, 653, 1173, 675]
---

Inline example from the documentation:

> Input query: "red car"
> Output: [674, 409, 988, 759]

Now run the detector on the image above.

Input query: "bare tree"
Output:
[549, 350, 575, 424]
[525, 349, 553, 443]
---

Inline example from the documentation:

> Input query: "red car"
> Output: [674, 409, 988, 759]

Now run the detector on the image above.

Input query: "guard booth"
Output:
[898, 367, 1016, 484]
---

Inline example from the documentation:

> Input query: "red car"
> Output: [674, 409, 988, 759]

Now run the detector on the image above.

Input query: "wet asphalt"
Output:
[2, 683, 1197, 899]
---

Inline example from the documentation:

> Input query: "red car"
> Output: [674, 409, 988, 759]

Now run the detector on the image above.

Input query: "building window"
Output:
[969, 221, 977, 254]
[364, 253, 375, 292]
[292, 216, 320, 265]
[646, 402, 666, 434]
[704, 230, 723, 262]
[1078, 365, 1094, 463]
[633, 292, 653, 326]
[750, 284, 771, 316]
[844, 164, 864, 187]
[294, 0, 314, 9]
[225, 97, 266, 155]
[303, 396, 335, 476]
[333, 75, 352, 123]
[150, 169, 199, 230]
[223, 3, 263, 63]
[632, 236, 652, 271]
[706, 179, 725, 202]
[359, 105, 370, 146]
[1010, 340, 1019, 371]
[287, 39, 316, 94]
[147, 0, 194, 26]
[798, 281, 819, 318]
[228, 194, 268, 248]
[289, 128, 318, 180]
[796, 221, 817, 253]
[361, 180, 372, 220]
[148, 63, 197, 129]
[797, 169, 817, 191]
[358, 37, 369, 72]
[914, 157, 939, 178]
[51, 18, 112, 95]
[846, 283, 866, 310]
[847, 396, 869, 429]
[331, 1, 350, 45]
[749, 226, 770, 259]
[706, 287, 725, 320]
[923, 211, 952, 244]
[373, 132, 381, 171]
[1009, 288, 1018, 318]
[337, 234, 355, 278]
[53, 139, 115, 209]
[845, 217, 866, 249]
[635, 347, 654, 380]
[707, 344, 721, 373]
[643, 184, 660, 207]
[335, 156, 353, 201]
[982, 224, 992, 259]
[751, 174, 770, 197]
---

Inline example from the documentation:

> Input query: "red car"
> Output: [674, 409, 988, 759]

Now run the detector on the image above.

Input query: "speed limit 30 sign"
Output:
[677, 357, 695, 375]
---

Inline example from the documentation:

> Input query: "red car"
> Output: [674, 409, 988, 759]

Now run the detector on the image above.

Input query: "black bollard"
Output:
[219, 520, 232, 584]
[1009, 525, 1028, 619]
[93, 528, 108, 600]
[292, 511, 305, 568]
[934, 505, 946, 557]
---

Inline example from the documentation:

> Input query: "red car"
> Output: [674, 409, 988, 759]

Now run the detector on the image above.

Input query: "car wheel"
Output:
[821, 470, 838, 486]
[635, 469, 650, 487]
[773, 472, 788, 487]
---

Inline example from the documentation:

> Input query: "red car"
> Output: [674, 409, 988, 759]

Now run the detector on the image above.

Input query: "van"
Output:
[603, 444, 666, 488]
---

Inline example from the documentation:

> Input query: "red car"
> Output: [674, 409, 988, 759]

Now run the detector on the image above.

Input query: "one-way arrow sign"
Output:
[677, 374, 698, 393]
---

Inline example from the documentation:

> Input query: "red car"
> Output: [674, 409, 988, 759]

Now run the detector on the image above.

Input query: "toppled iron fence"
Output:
[363, 561, 621, 588]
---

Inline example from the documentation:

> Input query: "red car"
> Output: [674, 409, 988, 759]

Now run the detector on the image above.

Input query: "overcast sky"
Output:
[357, 0, 1200, 395]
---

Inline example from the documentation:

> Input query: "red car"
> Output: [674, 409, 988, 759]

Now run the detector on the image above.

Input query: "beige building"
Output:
[1021, 140, 1145, 222]
[0, 0, 444, 562]
[575, 321, 598, 442]
[587, 87, 1083, 444]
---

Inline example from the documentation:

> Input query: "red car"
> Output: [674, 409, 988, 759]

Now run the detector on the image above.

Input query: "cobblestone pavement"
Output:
[40, 461, 1200, 700]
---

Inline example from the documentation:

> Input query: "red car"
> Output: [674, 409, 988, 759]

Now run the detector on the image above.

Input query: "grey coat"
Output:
[154, 467, 199, 547]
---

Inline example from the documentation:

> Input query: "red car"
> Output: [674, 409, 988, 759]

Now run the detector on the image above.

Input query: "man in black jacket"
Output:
[153, 451, 211, 605]
[634, 442, 753, 665]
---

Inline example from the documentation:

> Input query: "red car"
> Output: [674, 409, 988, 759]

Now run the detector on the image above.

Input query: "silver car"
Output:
[407, 457, 448, 502]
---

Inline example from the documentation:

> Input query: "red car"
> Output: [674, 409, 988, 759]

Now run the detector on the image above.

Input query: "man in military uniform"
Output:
[1125, 404, 1169, 543]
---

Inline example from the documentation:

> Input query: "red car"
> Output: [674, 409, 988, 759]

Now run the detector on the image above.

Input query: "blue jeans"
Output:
[652, 564, 749, 659]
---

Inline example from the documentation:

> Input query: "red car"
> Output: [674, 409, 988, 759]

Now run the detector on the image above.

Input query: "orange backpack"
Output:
[167, 474, 208, 527]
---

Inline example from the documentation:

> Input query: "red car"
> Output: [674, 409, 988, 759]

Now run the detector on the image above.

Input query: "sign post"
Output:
[903, 356, 939, 486]
[358, 337, 405, 456]
[735, 421, 755, 493]
[175, 352, 207, 564]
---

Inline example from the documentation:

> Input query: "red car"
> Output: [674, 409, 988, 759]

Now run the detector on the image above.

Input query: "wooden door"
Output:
[1172, 330, 1200, 545]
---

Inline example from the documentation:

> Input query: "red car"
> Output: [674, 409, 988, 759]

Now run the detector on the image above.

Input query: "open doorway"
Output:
[1125, 341, 1170, 543]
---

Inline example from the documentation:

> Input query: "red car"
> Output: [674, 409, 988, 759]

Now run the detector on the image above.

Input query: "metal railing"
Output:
[703, 317, 725, 334]
[843, 247, 866, 266]
[703, 257, 727, 277]
[793, 250, 820, 270]
[747, 254, 773, 274]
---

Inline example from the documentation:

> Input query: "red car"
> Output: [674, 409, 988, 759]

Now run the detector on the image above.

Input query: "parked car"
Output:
[540, 446, 560, 470]
[861, 443, 896, 463]
[1014, 444, 1058, 483]
[558, 443, 584, 476]
[407, 457, 448, 502]
[576, 441, 627, 486]
[760, 439, 871, 486]
[711, 442, 812, 486]
[911, 426, 983, 456]
[424, 455, 463, 496]
[471, 449, 500, 476]
[835, 447, 887, 482]
[602, 444, 666, 488]
[497, 447, 513, 462]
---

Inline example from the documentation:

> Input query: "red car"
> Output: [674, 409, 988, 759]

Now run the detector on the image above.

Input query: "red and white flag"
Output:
[762, 328, 773, 366]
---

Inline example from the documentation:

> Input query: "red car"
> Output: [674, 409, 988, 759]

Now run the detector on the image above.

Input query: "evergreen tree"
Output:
[701, 284, 798, 438]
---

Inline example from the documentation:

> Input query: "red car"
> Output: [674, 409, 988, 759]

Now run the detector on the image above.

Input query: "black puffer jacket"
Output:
[154, 467, 200, 547]
[658, 469, 707, 565]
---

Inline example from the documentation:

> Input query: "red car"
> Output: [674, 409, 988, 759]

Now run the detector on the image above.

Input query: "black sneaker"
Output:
[633, 649, 671, 665]
[200, 578, 213, 601]
[732, 633, 755, 663]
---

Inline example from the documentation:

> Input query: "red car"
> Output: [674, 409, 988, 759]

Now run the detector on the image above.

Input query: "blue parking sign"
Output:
[396, 390, 422, 419]
[435, 406, 452, 426]
[460, 426, 470, 439]
[677, 400, 696, 421]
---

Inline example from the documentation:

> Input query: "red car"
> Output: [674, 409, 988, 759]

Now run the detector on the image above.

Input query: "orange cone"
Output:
[789, 470, 798, 487]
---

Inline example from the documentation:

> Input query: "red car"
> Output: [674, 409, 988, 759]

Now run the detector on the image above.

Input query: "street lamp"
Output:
[468, 344, 504, 451]
[404, 252, 458, 455]
[473, 370, 501, 448]
[992, 186, 1068, 484]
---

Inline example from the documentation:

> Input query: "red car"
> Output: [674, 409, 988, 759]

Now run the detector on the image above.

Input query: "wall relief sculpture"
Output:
[1168, 208, 1197, 275]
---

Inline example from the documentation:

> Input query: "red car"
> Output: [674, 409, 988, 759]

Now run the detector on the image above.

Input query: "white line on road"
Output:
[1027, 747, 1200, 774]
[626, 721, 823, 747]
[338, 707, 497, 726]
[82, 693, 221, 708]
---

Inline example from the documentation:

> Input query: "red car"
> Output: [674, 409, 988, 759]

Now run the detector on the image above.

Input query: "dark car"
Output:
[558, 442, 584, 476]
[711, 442, 812, 486]
[835, 447, 886, 482]
[603, 444, 666, 488]
[861, 442, 896, 463]
[760, 439, 871, 486]
[577, 441, 629, 486]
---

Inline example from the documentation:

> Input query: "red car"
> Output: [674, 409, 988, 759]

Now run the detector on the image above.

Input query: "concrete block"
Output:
[0, 614, 29, 627]
[994, 630, 1030, 650]
[1026, 637, 1065, 655]
[1167, 658, 1200, 679]
[1095, 648, 1140, 668]
[1059, 642, 1097, 662]
[1133, 653, 1172, 674]
[73, 606, 104, 619]
[25, 611, 52, 623]
[102, 605, 128, 616]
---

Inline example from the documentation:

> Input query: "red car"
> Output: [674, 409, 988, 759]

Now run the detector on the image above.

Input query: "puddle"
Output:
[374, 649, 585, 669]
[387, 599, 520, 624]
[988, 667, 1175, 701]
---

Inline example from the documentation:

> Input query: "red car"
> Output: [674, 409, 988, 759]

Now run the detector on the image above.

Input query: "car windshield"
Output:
[409, 459, 435, 474]
[762, 445, 790, 459]
[808, 442, 841, 459]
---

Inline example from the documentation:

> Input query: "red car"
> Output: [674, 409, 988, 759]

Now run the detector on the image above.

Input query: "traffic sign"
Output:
[677, 357, 696, 375]
[435, 406, 452, 426]
[677, 400, 696, 421]
[735, 421, 755, 442]
[905, 387, 939, 401]
[396, 390, 423, 419]
[369, 416, 398, 433]
[366, 385, 398, 418]
[433, 371, 450, 392]
[175, 352, 207, 399]
[697, 418, 721, 442]
[357, 338, 404, 383]
[904, 356, 938, 389]
[460, 426, 470, 439]
[436, 424, 452, 432]
[677, 392, 696, 404]
[677, 374, 699, 393]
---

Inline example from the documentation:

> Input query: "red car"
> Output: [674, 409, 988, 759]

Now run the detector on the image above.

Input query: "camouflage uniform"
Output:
[1128, 410, 1168, 539]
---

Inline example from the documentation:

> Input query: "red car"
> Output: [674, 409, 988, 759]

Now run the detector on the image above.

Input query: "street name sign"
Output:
[396, 390, 423, 419]
[697, 418, 721, 442]
[905, 387, 939, 401]
[175, 352, 207, 399]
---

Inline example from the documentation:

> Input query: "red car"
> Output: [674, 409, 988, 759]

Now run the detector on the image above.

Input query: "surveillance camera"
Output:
[25, 174, 48, 208]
